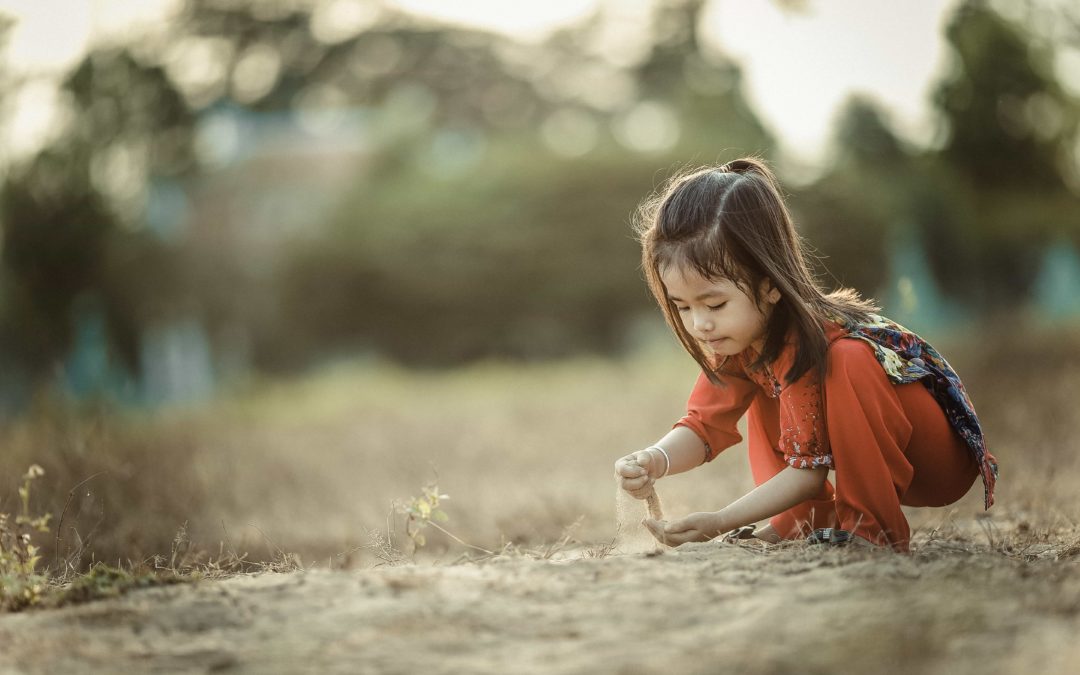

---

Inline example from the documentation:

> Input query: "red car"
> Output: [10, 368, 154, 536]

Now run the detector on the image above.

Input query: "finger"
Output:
[616, 465, 647, 479]
[666, 529, 702, 546]
[628, 487, 653, 500]
[664, 518, 692, 534]
[615, 461, 647, 478]
[643, 518, 666, 539]
[631, 451, 653, 464]
[622, 475, 651, 491]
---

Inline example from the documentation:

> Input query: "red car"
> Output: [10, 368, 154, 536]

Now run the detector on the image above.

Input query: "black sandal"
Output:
[722, 525, 757, 543]
[807, 528, 854, 545]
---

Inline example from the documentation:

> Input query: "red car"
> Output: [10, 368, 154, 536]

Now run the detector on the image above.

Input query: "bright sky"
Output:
[707, 0, 959, 164]
[0, 0, 963, 167]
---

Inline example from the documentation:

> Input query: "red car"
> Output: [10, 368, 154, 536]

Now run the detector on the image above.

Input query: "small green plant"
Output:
[393, 480, 494, 558]
[1, 464, 54, 611]
[396, 481, 451, 549]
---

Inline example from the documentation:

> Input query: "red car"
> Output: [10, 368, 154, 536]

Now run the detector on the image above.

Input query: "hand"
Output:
[643, 512, 726, 547]
[614, 450, 664, 500]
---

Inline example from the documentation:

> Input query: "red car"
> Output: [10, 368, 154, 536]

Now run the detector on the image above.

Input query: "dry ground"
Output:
[1, 323, 1079, 673]
[1, 538, 1078, 674]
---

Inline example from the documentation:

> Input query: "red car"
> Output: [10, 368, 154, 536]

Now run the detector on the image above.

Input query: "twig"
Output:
[219, 520, 249, 568]
[245, 523, 302, 571]
[424, 521, 494, 555]
[53, 471, 107, 572]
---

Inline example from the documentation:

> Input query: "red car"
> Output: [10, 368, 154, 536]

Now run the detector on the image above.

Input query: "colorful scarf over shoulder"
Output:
[838, 314, 998, 509]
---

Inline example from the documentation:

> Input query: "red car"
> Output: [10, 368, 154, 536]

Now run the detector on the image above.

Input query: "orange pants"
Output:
[746, 338, 979, 551]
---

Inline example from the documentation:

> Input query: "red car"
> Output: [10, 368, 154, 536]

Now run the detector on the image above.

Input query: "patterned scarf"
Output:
[840, 314, 998, 509]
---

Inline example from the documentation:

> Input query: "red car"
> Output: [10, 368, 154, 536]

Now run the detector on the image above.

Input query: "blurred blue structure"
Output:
[139, 318, 216, 406]
[146, 178, 190, 243]
[53, 103, 372, 409]
[878, 225, 967, 337]
[63, 298, 140, 404]
[1033, 238, 1080, 321]
[62, 300, 214, 407]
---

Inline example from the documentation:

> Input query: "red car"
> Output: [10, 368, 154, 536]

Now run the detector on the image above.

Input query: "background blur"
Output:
[0, 0, 1079, 570]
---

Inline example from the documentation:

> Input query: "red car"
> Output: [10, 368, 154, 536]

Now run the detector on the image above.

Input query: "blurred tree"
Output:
[0, 149, 115, 375]
[634, 0, 774, 156]
[928, 0, 1080, 306]
[289, 146, 661, 365]
[792, 96, 909, 296]
[830, 95, 907, 169]
[177, 0, 552, 128]
[276, 0, 778, 366]
[935, 0, 1072, 191]
[0, 48, 197, 387]
[0, 0, 782, 385]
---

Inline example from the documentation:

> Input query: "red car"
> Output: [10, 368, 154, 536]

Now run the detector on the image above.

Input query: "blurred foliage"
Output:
[1, 0, 774, 382]
[1, 41, 199, 383]
[285, 148, 685, 365]
[796, 0, 1080, 306]
[925, 0, 1080, 304]
[792, 97, 913, 294]
[0, 0, 1078, 398]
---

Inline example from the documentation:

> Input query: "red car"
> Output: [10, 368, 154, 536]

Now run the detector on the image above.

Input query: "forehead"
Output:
[659, 265, 742, 296]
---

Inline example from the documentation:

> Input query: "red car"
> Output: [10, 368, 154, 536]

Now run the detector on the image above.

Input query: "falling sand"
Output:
[614, 481, 665, 553]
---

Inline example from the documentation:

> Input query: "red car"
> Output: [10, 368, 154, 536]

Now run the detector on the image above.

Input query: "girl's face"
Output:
[660, 265, 781, 357]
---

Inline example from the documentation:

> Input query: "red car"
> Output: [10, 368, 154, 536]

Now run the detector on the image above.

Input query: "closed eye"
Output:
[708, 302, 727, 310]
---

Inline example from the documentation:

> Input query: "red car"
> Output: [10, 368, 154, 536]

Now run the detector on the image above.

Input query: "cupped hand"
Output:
[614, 450, 662, 499]
[643, 512, 726, 547]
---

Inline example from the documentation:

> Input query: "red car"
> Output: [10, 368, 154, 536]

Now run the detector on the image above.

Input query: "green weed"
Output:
[0, 465, 53, 611]
[396, 481, 451, 550]
[392, 479, 496, 559]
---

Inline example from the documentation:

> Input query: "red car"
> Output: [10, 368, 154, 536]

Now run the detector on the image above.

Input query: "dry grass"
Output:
[1, 320, 1079, 575]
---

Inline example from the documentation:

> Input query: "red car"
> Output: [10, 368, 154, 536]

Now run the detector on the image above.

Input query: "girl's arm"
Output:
[614, 426, 709, 499]
[645, 466, 829, 545]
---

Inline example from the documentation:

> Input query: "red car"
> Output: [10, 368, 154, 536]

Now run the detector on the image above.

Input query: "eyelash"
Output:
[676, 303, 726, 312]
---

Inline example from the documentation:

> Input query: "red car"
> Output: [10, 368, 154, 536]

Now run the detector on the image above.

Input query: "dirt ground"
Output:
[2, 533, 1079, 675]
[2, 333, 1079, 674]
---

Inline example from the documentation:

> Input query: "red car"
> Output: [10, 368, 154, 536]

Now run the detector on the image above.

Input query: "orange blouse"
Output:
[676, 320, 850, 470]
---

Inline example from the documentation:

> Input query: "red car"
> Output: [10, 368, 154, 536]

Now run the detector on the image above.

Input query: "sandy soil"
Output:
[2, 537, 1079, 675]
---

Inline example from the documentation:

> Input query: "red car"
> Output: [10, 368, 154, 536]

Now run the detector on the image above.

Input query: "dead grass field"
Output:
[1, 322, 1079, 673]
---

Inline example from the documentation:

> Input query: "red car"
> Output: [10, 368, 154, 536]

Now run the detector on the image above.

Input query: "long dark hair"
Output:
[635, 157, 879, 385]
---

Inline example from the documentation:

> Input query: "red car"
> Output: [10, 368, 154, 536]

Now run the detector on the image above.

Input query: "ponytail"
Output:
[719, 157, 767, 177]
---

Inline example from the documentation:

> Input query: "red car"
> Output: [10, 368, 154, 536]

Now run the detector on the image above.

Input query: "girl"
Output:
[614, 157, 997, 552]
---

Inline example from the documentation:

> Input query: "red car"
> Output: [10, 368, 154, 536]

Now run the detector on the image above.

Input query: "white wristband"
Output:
[647, 445, 671, 478]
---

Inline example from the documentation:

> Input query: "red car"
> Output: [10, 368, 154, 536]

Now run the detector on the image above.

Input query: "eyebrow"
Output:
[667, 291, 727, 302]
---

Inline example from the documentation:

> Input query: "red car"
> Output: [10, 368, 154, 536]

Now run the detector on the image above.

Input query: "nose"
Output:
[692, 310, 714, 334]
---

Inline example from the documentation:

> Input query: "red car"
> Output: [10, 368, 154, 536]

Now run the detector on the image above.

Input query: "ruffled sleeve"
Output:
[674, 358, 759, 463]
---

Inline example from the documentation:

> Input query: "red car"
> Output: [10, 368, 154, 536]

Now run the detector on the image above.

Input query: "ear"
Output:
[759, 278, 781, 305]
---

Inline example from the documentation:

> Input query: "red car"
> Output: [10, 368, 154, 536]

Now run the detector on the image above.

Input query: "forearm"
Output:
[647, 425, 710, 477]
[716, 467, 828, 532]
